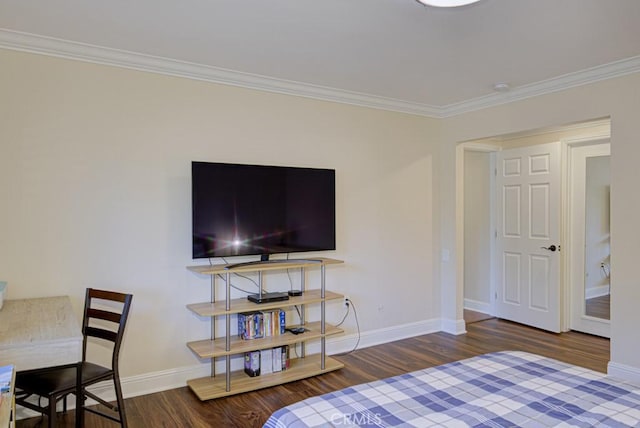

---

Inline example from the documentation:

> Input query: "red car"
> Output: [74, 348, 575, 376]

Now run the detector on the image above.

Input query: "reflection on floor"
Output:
[585, 294, 610, 320]
[464, 309, 494, 324]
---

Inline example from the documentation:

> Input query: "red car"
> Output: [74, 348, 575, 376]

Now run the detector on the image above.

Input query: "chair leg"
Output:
[48, 395, 57, 428]
[113, 376, 128, 428]
[75, 391, 84, 428]
[75, 362, 83, 428]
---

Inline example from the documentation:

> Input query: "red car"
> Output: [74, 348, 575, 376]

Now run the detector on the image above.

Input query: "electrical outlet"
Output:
[343, 296, 350, 308]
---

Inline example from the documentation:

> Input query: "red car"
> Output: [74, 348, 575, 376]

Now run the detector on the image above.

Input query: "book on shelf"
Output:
[272, 347, 282, 373]
[238, 309, 285, 340]
[260, 349, 273, 375]
[262, 311, 272, 338]
[243, 346, 290, 377]
[281, 345, 290, 371]
[244, 351, 260, 377]
[237, 311, 263, 340]
[279, 309, 286, 334]
[261, 308, 286, 337]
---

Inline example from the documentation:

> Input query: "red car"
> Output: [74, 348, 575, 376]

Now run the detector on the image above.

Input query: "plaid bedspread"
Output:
[263, 351, 640, 427]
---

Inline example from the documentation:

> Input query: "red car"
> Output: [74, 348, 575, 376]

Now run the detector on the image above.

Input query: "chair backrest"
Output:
[81, 288, 133, 371]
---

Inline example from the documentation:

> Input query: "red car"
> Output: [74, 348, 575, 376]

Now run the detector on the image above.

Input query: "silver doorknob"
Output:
[540, 245, 557, 252]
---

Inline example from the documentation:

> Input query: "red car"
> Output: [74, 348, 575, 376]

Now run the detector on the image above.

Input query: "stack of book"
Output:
[238, 309, 285, 340]
[244, 346, 290, 377]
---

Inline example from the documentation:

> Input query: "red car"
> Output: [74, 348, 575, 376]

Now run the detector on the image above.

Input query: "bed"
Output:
[264, 351, 640, 427]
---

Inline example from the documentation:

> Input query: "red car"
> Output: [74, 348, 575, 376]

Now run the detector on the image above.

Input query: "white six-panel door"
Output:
[496, 142, 561, 332]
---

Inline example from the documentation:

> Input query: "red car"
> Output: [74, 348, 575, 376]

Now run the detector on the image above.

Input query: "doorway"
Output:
[463, 149, 495, 318]
[459, 119, 611, 332]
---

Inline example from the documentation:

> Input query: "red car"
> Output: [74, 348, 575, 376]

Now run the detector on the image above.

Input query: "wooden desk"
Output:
[0, 297, 82, 371]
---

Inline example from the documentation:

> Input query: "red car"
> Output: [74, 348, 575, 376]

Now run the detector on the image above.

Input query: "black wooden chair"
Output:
[15, 288, 133, 427]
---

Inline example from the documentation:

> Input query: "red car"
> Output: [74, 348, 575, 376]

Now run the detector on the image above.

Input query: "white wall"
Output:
[3, 45, 640, 389]
[0, 49, 441, 391]
[440, 72, 640, 379]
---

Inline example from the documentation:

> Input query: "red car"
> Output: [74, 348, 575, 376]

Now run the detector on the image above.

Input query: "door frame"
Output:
[457, 142, 502, 316]
[456, 142, 501, 322]
[563, 136, 611, 336]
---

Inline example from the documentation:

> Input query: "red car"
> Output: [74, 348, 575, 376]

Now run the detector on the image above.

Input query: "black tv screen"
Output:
[192, 162, 336, 259]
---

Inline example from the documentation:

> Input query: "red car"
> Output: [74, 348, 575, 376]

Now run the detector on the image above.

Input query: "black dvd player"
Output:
[247, 292, 290, 304]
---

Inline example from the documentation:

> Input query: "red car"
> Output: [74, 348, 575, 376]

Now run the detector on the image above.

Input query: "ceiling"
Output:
[1, 0, 640, 116]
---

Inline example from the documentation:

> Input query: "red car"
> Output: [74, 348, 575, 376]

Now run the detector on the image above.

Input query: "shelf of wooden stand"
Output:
[187, 322, 343, 359]
[187, 289, 343, 317]
[187, 355, 344, 400]
[187, 257, 343, 276]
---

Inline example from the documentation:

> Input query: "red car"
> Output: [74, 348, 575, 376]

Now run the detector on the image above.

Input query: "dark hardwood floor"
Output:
[463, 309, 494, 324]
[17, 318, 610, 427]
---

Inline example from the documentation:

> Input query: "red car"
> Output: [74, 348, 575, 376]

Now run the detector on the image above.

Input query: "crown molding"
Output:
[440, 56, 640, 117]
[2, 28, 640, 119]
[0, 29, 441, 117]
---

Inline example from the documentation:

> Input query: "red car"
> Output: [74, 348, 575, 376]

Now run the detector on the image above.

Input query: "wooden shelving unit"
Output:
[186, 257, 344, 400]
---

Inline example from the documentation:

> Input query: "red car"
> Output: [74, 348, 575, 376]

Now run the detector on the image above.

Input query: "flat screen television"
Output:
[192, 161, 336, 260]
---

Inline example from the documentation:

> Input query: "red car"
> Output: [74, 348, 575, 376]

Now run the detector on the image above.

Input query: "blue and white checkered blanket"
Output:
[264, 351, 640, 427]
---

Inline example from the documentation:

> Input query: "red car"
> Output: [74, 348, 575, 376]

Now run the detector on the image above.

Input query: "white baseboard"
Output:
[325, 318, 442, 355]
[607, 361, 640, 384]
[463, 298, 492, 315]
